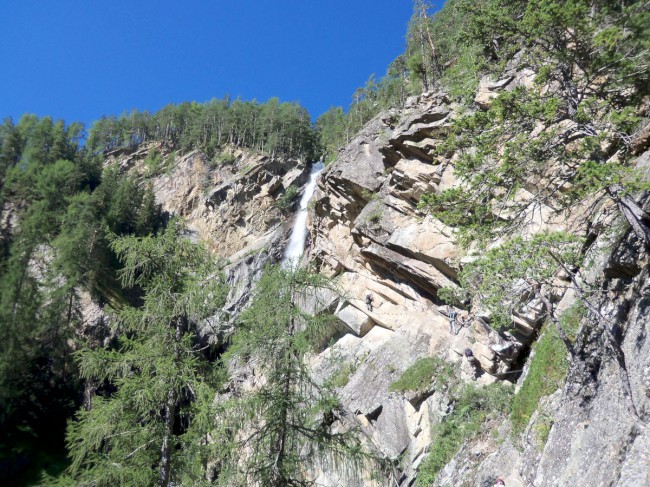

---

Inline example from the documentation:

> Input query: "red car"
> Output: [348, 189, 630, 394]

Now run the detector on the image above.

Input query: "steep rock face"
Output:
[103, 144, 309, 336]
[306, 78, 650, 484]
[100, 80, 649, 485]
[106, 143, 307, 261]
[525, 222, 650, 487]
[431, 205, 650, 487]
[310, 88, 562, 366]
[435, 150, 650, 486]
[306, 91, 530, 484]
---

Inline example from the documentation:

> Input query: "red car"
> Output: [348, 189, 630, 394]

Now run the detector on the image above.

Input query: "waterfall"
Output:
[281, 162, 324, 269]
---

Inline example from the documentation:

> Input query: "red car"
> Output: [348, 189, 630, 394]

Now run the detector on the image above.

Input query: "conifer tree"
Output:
[218, 266, 374, 486]
[65, 223, 227, 486]
[0, 118, 24, 194]
[449, 231, 644, 424]
[418, 0, 650, 245]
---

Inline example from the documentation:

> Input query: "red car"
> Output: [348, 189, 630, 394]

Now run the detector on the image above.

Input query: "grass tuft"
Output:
[509, 304, 583, 436]
[389, 356, 456, 393]
[416, 383, 512, 485]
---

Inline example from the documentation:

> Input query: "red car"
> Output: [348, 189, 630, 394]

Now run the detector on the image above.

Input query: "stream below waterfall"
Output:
[281, 162, 324, 268]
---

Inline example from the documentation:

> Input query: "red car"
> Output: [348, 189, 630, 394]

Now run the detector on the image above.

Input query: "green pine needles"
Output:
[459, 232, 583, 330]
[217, 266, 376, 486]
[63, 240, 375, 486]
[420, 0, 648, 243]
[65, 224, 227, 486]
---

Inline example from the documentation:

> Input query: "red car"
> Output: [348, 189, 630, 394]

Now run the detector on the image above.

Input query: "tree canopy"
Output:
[65, 224, 227, 486]
[86, 97, 318, 162]
[0, 115, 165, 482]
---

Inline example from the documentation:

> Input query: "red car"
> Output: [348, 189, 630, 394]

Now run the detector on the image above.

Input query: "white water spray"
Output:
[281, 162, 324, 269]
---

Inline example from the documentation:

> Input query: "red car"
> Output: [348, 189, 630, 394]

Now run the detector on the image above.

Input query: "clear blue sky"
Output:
[0, 0, 419, 127]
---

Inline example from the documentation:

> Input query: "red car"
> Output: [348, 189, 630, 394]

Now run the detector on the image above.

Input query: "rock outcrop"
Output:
[430, 204, 650, 487]
[106, 143, 308, 261]
[103, 73, 650, 486]
[303, 79, 650, 484]
[301, 91, 516, 484]
[106, 143, 311, 330]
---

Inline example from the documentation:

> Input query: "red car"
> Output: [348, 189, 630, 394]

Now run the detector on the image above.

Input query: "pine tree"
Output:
[451, 230, 645, 424]
[0, 118, 24, 194]
[219, 266, 374, 486]
[418, 0, 650, 245]
[135, 183, 162, 236]
[65, 223, 227, 486]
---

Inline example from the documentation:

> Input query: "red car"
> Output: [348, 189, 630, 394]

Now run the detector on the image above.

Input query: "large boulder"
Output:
[336, 304, 376, 337]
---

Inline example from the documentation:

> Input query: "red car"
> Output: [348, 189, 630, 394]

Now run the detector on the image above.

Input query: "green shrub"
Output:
[367, 209, 383, 224]
[276, 185, 300, 211]
[361, 189, 379, 201]
[436, 286, 466, 307]
[213, 150, 236, 167]
[417, 383, 512, 485]
[163, 150, 177, 175]
[559, 303, 584, 343]
[143, 149, 162, 176]
[534, 413, 554, 449]
[329, 362, 356, 388]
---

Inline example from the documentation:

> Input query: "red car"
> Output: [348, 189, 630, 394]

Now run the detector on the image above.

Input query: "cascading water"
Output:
[281, 162, 324, 269]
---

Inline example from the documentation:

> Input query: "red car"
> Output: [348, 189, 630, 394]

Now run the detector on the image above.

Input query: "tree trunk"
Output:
[158, 388, 177, 487]
[559, 62, 580, 116]
[607, 184, 650, 247]
[66, 290, 74, 327]
[271, 280, 298, 486]
[159, 319, 182, 486]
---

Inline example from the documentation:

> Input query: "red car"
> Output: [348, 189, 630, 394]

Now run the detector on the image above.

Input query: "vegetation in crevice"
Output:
[328, 362, 357, 389]
[389, 356, 458, 393]
[275, 185, 300, 212]
[510, 304, 583, 441]
[416, 382, 512, 485]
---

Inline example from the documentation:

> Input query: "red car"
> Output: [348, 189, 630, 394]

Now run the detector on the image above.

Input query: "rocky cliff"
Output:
[105, 142, 310, 333]
[428, 200, 650, 487]
[300, 79, 650, 485]
[101, 72, 650, 486]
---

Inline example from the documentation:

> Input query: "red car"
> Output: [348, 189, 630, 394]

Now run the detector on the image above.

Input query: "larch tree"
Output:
[217, 266, 377, 486]
[65, 223, 227, 486]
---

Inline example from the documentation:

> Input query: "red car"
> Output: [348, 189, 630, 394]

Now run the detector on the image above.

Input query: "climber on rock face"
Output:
[480, 476, 505, 487]
[462, 348, 481, 380]
[464, 348, 480, 366]
[365, 293, 374, 311]
[447, 305, 458, 334]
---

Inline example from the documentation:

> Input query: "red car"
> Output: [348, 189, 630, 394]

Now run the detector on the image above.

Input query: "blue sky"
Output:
[0, 0, 419, 127]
